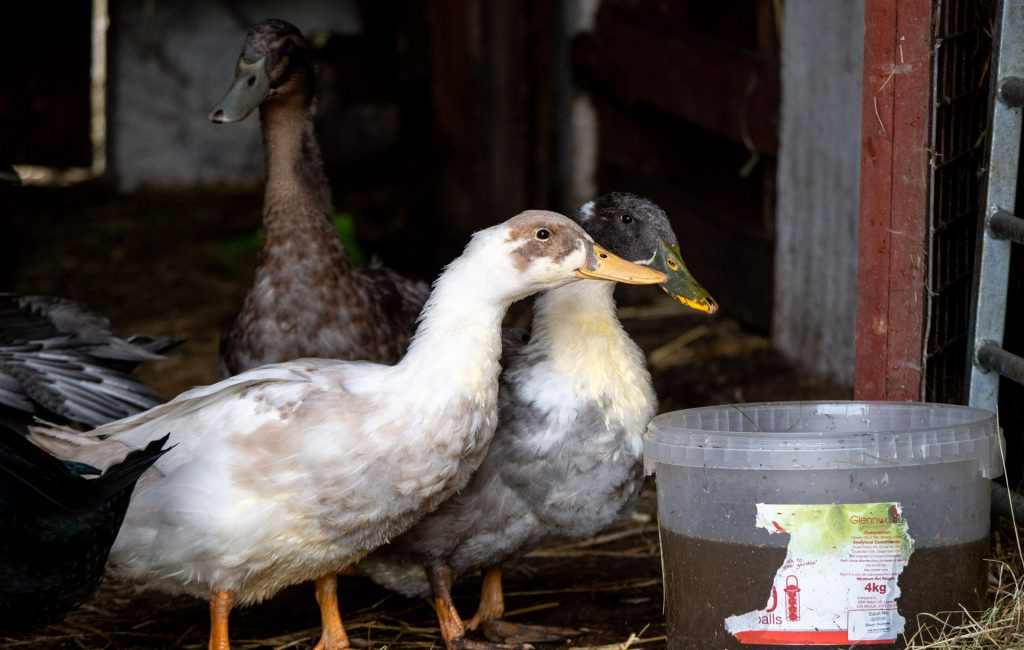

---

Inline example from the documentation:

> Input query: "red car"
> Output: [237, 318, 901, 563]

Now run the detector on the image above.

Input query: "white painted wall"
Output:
[108, 0, 359, 190]
[773, 0, 865, 387]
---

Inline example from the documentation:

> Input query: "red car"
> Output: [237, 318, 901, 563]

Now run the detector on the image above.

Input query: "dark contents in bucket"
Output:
[660, 528, 988, 650]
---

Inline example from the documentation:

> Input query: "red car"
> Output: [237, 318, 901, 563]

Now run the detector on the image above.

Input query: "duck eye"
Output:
[667, 258, 679, 270]
[621, 214, 633, 223]
[535, 228, 550, 240]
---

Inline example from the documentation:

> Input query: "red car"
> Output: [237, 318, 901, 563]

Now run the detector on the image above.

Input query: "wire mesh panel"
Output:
[925, 0, 996, 403]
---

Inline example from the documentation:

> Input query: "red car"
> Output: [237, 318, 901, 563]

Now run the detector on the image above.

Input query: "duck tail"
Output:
[28, 421, 137, 475]
[93, 433, 171, 499]
[0, 427, 85, 511]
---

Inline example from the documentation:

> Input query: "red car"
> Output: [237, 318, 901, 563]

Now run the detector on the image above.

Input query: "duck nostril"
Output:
[247, 76, 256, 87]
[211, 110, 224, 123]
[599, 253, 608, 259]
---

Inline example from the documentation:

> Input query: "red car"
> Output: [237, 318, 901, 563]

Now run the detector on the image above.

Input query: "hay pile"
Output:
[906, 503, 1023, 650]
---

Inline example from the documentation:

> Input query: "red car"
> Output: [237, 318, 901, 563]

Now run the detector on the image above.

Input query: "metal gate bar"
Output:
[990, 209, 1024, 243]
[967, 0, 1024, 410]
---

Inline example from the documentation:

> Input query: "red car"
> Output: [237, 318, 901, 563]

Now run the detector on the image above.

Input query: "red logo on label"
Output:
[784, 576, 801, 621]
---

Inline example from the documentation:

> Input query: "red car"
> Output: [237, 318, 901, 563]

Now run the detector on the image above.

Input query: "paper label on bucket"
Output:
[724, 502, 914, 645]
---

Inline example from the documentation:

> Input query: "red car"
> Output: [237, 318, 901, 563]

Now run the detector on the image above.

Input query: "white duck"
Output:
[28, 210, 665, 650]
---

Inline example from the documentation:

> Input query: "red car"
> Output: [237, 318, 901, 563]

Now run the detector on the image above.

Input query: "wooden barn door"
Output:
[575, 0, 780, 330]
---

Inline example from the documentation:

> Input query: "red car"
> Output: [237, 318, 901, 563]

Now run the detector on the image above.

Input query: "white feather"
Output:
[578, 200, 596, 222]
[28, 211, 604, 606]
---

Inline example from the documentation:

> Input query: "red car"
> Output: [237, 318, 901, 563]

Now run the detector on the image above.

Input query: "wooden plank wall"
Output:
[425, 1, 558, 264]
[574, 0, 780, 330]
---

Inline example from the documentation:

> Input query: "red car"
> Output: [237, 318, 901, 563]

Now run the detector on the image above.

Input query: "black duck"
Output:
[0, 431, 170, 629]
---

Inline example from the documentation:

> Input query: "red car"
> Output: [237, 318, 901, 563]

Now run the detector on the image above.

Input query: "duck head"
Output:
[472, 210, 667, 304]
[576, 192, 718, 314]
[209, 19, 315, 124]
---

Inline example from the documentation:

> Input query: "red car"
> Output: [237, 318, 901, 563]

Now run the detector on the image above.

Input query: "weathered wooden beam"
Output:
[854, 0, 933, 400]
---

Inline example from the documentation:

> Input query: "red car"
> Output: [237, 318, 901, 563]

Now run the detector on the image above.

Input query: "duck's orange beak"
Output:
[576, 244, 668, 284]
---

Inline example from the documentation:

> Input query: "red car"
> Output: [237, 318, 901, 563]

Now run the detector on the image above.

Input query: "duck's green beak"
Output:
[652, 239, 718, 314]
[209, 58, 271, 124]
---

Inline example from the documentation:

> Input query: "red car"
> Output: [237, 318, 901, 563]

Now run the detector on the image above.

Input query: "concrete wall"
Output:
[566, 0, 600, 210]
[773, 0, 865, 386]
[108, 0, 359, 190]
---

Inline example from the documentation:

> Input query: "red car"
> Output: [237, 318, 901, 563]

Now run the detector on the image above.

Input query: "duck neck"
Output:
[527, 279, 642, 392]
[254, 95, 351, 283]
[398, 258, 510, 400]
[531, 279, 620, 345]
[258, 95, 339, 235]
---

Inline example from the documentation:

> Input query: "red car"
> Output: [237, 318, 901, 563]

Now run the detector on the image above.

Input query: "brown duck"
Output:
[209, 19, 428, 376]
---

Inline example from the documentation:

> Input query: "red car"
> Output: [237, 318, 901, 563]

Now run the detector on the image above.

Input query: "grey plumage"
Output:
[362, 373, 645, 597]
[0, 293, 178, 432]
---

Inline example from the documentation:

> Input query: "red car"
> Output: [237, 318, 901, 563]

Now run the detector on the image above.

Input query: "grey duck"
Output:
[359, 193, 717, 650]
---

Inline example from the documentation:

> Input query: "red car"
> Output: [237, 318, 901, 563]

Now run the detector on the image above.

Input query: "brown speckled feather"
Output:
[218, 22, 428, 375]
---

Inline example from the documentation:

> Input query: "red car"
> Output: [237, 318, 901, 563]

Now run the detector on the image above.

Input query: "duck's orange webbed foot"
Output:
[429, 563, 532, 650]
[481, 620, 583, 646]
[467, 566, 580, 645]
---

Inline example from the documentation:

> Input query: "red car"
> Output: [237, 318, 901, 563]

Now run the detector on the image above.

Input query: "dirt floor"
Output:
[0, 183, 889, 649]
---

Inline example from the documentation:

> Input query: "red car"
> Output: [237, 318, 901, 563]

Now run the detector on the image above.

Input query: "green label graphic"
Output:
[725, 503, 914, 645]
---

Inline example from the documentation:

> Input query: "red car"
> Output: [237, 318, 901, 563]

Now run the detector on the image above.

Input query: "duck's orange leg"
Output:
[467, 565, 579, 645]
[209, 589, 234, 650]
[428, 563, 531, 650]
[428, 563, 468, 649]
[467, 565, 505, 630]
[313, 574, 350, 650]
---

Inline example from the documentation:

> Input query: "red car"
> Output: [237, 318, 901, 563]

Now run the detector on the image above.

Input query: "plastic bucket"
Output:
[643, 401, 1003, 650]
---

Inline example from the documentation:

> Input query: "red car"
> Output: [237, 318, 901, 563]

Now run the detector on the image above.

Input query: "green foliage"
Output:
[332, 213, 366, 268]
[216, 212, 366, 267]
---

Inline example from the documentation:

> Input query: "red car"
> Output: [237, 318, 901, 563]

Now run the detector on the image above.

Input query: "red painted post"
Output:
[855, 0, 932, 401]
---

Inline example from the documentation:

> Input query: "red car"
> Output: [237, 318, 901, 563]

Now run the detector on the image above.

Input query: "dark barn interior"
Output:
[1, 0, 810, 409]
[1, 1, 1022, 648]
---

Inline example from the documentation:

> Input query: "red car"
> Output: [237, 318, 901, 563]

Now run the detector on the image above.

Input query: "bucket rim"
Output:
[643, 400, 1003, 475]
